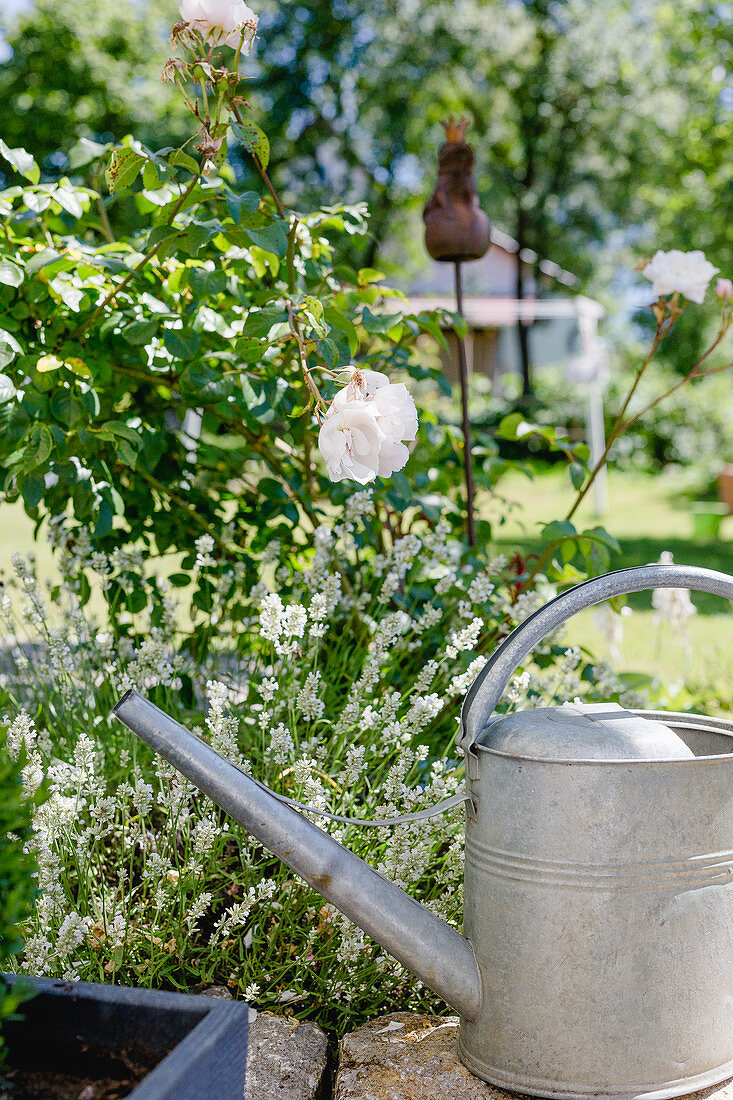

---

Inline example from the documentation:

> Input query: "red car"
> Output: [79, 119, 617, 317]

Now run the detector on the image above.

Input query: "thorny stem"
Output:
[285, 219, 297, 294]
[287, 301, 326, 416]
[522, 300, 712, 590]
[213, 85, 227, 132]
[197, 65, 211, 121]
[95, 168, 115, 245]
[621, 323, 732, 433]
[228, 99, 286, 219]
[173, 74, 199, 117]
[689, 359, 733, 380]
[282, 215, 328, 411]
[253, 151, 285, 217]
[228, 99, 326, 419]
[308, 364, 340, 377]
[232, 35, 244, 76]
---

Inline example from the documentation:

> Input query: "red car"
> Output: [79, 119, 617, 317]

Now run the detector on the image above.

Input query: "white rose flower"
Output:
[330, 368, 389, 409]
[179, 0, 258, 49]
[319, 367, 419, 484]
[642, 249, 719, 304]
[371, 382, 418, 477]
[318, 403, 385, 484]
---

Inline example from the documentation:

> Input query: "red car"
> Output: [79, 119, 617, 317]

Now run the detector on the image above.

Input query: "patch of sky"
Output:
[0, 0, 31, 61]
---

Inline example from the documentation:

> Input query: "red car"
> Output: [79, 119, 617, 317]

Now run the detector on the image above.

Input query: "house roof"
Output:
[487, 227, 578, 289]
[394, 293, 604, 328]
[396, 223, 604, 328]
[405, 224, 582, 300]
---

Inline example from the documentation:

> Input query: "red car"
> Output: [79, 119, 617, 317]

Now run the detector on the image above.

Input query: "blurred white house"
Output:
[401, 226, 606, 388]
[397, 226, 610, 511]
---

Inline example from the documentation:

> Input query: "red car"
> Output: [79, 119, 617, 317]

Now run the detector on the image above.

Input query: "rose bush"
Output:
[0, 19, 477, 656]
[0, 1, 616, 660]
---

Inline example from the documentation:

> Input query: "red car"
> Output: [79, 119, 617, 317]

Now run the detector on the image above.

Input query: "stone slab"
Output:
[334, 1013, 733, 1100]
[197, 984, 234, 1000]
[245, 1011, 329, 1100]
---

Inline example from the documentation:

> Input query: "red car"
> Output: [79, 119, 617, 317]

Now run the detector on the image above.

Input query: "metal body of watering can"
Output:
[113, 564, 733, 1099]
[459, 708, 733, 1097]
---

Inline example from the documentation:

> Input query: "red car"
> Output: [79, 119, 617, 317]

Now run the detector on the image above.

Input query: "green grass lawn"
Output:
[482, 466, 733, 707]
[3, 467, 732, 708]
[0, 504, 185, 627]
[0, 503, 56, 580]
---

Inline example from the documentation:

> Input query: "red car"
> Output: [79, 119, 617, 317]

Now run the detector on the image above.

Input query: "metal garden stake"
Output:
[423, 118, 491, 546]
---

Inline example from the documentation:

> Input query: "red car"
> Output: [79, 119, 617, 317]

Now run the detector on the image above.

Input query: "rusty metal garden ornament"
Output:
[423, 117, 491, 263]
[423, 119, 491, 546]
[114, 563, 733, 1099]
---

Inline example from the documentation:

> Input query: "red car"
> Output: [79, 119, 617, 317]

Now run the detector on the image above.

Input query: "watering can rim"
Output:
[473, 708, 733, 767]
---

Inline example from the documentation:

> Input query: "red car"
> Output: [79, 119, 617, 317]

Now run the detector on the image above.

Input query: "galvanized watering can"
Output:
[113, 564, 733, 1099]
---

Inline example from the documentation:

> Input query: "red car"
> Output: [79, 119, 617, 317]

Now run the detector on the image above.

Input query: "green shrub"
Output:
[0, 7, 608, 662]
[0, 66, 481, 658]
[469, 364, 733, 482]
[0, 727, 42, 1058]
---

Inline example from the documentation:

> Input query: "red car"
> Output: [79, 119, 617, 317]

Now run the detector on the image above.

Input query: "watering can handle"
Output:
[459, 563, 733, 756]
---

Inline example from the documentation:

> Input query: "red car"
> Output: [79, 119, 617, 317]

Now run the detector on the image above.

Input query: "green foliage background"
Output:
[0, 0, 188, 171]
[0, 731, 41, 1057]
[3, 0, 731, 277]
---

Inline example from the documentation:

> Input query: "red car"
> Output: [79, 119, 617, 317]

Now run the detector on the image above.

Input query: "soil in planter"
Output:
[0, 1040, 155, 1099]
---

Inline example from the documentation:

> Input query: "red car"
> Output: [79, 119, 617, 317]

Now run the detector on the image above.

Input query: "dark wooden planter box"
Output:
[1, 974, 250, 1098]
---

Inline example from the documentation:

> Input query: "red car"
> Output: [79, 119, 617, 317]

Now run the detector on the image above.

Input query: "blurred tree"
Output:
[640, 0, 733, 264]
[247, 0, 469, 263]
[460, 0, 656, 393]
[628, 0, 733, 373]
[0, 0, 189, 174]
[252, 0, 732, 392]
[1, 0, 729, 389]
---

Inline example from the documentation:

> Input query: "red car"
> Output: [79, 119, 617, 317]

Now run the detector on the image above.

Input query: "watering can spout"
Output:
[112, 690, 483, 1021]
